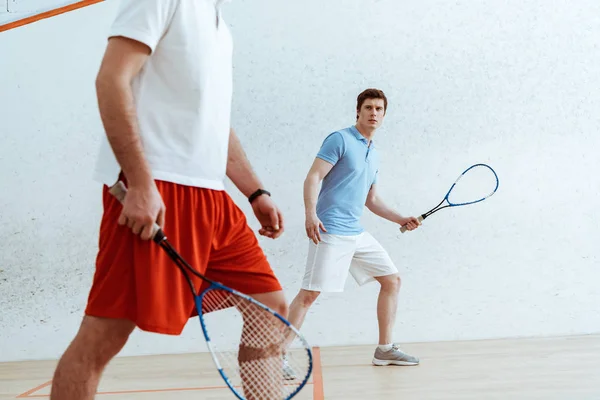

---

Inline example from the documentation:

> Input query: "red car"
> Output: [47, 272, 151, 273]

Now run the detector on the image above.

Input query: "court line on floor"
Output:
[16, 346, 323, 398]
[0, 0, 105, 33]
[19, 383, 315, 398]
[313, 346, 324, 400]
[16, 369, 320, 398]
[16, 381, 52, 398]
[18, 383, 315, 398]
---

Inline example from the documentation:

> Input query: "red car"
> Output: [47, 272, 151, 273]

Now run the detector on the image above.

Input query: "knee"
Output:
[73, 316, 134, 368]
[380, 274, 401, 293]
[297, 290, 320, 308]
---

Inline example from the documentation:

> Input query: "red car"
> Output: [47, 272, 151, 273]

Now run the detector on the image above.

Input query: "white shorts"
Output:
[301, 232, 398, 292]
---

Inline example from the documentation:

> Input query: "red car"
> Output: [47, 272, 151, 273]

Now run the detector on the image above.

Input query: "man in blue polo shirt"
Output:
[285, 88, 421, 371]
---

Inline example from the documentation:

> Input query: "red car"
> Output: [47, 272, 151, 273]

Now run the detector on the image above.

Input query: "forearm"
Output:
[225, 128, 263, 197]
[96, 76, 153, 187]
[303, 175, 320, 216]
[367, 197, 404, 224]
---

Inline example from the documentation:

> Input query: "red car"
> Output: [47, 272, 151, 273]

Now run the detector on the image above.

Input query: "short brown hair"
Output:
[356, 88, 388, 119]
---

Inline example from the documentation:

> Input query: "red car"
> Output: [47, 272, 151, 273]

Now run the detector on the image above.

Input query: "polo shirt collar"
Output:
[350, 125, 374, 147]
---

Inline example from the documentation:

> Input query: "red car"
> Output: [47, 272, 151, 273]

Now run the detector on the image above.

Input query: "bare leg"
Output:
[287, 289, 320, 331]
[374, 274, 401, 345]
[250, 290, 289, 319]
[237, 291, 288, 400]
[50, 316, 135, 400]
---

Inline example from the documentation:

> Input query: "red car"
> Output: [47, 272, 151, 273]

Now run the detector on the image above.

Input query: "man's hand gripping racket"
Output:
[400, 163, 499, 233]
[109, 180, 313, 400]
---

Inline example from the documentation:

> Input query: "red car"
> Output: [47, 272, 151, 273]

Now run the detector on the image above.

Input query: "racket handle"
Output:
[108, 180, 166, 242]
[399, 215, 424, 233]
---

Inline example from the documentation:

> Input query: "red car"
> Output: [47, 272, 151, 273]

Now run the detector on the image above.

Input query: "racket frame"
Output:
[400, 163, 499, 233]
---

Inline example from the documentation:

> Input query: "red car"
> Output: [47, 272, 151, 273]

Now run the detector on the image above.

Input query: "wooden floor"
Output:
[1, 334, 599, 399]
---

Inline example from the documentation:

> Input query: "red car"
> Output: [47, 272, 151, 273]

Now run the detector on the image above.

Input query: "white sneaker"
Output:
[282, 353, 297, 380]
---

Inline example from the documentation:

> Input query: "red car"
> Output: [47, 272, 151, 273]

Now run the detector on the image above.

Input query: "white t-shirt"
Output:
[93, 0, 233, 190]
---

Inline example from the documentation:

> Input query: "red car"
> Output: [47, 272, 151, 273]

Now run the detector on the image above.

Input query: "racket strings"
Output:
[201, 288, 311, 399]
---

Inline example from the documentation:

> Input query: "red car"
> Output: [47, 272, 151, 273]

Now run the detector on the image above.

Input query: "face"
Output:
[357, 98, 386, 130]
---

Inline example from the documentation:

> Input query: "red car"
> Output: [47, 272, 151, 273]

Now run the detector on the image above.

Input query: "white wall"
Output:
[8, 0, 79, 13]
[1, 0, 80, 25]
[1, 0, 599, 362]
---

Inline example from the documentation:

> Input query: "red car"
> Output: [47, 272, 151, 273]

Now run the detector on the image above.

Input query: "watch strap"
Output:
[248, 188, 271, 204]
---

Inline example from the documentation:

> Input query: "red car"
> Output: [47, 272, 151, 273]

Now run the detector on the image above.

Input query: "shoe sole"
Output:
[372, 358, 419, 366]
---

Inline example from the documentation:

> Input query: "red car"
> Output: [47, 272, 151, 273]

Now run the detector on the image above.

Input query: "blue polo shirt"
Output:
[315, 125, 380, 235]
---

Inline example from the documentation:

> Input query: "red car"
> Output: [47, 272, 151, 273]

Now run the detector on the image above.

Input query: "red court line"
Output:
[16, 347, 323, 398]
[16, 381, 52, 398]
[0, 0, 105, 33]
[313, 347, 324, 400]
[20, 384, 239, 398]
[17, 379, 317, 398]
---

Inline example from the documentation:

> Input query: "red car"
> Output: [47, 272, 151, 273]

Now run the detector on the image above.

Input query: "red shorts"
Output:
[84, 177, 282, 335]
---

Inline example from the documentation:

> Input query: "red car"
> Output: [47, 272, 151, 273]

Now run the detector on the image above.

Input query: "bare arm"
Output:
[96, 36, 153, 188]
[304, 158, 334, 216]
[95, 36, 165, 240]
[226, 128, 264, 197]
[226, 128, 284, 238]
[304, 158, 334, 243]
[366, 184, 420, 230]
[365, 184, 404, 224]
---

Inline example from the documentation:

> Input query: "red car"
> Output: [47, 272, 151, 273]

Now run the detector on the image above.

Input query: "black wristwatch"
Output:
[248, 188, 271, 204]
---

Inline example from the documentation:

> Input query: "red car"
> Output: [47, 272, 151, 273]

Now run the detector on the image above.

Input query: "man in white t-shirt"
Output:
[50, 1, 288, 398]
